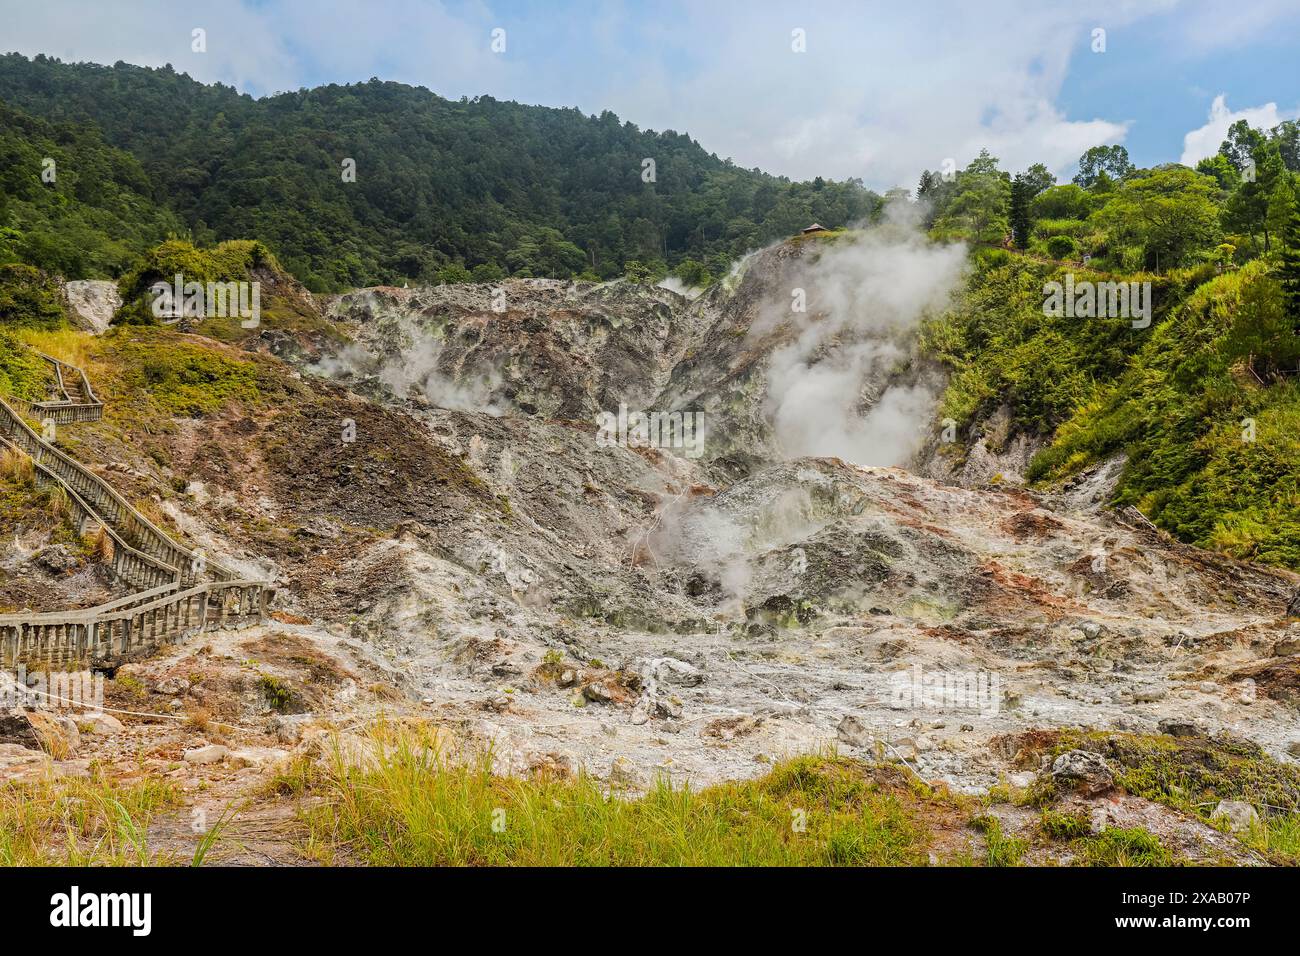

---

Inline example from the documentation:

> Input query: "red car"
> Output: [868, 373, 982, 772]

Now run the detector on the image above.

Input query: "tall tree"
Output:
[1279, 190, 1300, 333]
[1009, 174, 1032, 249]
[1073, 145, 1134, 189]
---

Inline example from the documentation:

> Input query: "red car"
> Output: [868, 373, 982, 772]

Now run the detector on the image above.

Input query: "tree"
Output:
[932, 150, 1010, 244]
[1196, 154, 1238, 191]
[1030, 184, 1093, 221]
[1219, 120, 1267, 173]
[1073, 145, 1134, 189]
[1098, 166, 1221, 270]
[1279, 193, 1300, 333]
[1009, 174, 1033, 249]
[1223, 140, 1286, 253]
[1224, 269, 1300, 380]
[1020, 163, 1056, 198]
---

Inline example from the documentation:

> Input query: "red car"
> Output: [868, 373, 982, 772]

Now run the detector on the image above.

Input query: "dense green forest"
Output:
[0, 98, 184, 277]
[919, 127, 1300, 569]
[0, 53, 880, 291]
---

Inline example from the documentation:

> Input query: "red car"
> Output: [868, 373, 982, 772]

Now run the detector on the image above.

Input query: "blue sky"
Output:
[1, 0, 1296, 190]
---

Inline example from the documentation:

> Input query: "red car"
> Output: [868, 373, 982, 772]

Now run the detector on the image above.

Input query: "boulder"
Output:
[836, 715, 872, 749]
[1157, 718, 1203, 738]
[183, 744, 230, 765]
[25, 711, 81, 757]
[1211, 800, 1259, 834]
[607, 756, 644, 790]
[78, 712, 125, 735]
[1049, 749, 1114, 795]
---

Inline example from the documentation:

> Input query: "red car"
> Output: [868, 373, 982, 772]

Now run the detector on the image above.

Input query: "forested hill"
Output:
[0, 53, 881, 291]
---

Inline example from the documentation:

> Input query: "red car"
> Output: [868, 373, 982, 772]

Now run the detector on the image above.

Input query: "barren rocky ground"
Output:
[5, 237, 1300, 864]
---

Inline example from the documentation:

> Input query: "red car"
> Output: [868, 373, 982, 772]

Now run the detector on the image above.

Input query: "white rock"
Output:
[79, 712, 125, 735]
[1211, 800, 1259, 833]
[184, 744, 230, 765]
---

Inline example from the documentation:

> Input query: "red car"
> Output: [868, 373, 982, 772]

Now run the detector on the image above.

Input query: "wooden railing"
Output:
[0, 396, 232, 585]
[7, 351, 105, 425]
[0, 580, 272, 668]
[0, 349, 271, 666]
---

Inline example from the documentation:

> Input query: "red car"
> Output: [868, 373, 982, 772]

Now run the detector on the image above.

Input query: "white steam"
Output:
[757, 211, 967, 467]
[313, 314, 503, 414]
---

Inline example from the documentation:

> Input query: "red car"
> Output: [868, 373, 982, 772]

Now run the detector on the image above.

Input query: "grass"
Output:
[1016, 729, 1300, 864]
[14, 326, 95, 371]
[0, 446, 34, 485]
[970, 813, 1028, 866]
[295, 724, 945, 866]
[0, 770, 182, 865]
[1076, 827, 1172, 866]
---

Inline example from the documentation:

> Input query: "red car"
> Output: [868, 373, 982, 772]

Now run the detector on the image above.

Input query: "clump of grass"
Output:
[0, 770, 181, 865]
[0, 447, 34, 485]
[296, 725, 940, 866]
[15, 327, 95, 371]
[1077, 827, 1171, 867]
[88, 525, 115, 563]
[1241, 812, 1300, 864]
[259, 674, 295, 713]
[970, 814, 1028, 866]
[41, 484, 73, 523]
[1040, 809, 1092, 840]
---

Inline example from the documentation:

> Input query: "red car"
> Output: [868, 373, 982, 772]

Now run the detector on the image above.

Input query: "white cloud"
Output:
[1180, 94, 1293, 166]
[8, 0, 1290, 190]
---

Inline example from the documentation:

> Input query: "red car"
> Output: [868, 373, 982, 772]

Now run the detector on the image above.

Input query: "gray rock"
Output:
[1274, 636, 1300, 657]
[1211, 800, 1259, 833]
[155, 676, 188, 696]
[836, 715, 872, 749]
[607, 756, 644, 790]
[1133, 687, 1168, 703]
[78, 712, 125, 735]
[1050, 749, 1114, 795]
[1158, 718, 1203, 738]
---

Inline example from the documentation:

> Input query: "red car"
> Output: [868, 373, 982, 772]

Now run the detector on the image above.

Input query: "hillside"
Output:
[0, 54, 880, 291]
[1, 233, 1299, 867]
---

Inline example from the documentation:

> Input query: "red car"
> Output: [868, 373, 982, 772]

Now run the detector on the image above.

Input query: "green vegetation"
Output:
[298, 725, 946, 866]
[113, 238, 279, 324]
[0, 329, 54, 401]
[970, 813, 1028, 866]
[0, 99, 182, 278]
[1076, 827, 1172, 867]
[110, 334, 263, 417]
[922, 125, 1300, 570]
[0, 54, 881, 291]
[0, 263, 66, 329]
[0, 771, 181, 865]
[1018, 729, 1300, 865]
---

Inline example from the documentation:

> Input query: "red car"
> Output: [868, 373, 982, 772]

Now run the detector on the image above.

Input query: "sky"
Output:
[1, 0, 1297, 190]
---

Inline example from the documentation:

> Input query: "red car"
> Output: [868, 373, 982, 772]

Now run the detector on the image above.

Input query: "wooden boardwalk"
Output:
[0, 350, 273, 667]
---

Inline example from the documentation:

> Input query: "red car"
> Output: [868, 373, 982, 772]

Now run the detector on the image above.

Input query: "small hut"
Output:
[800, 223, 829, 236]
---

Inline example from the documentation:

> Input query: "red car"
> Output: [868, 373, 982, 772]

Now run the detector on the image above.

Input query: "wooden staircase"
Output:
[0, 348, 273, 668]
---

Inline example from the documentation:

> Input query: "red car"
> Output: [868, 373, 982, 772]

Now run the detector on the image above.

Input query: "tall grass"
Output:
[0, 771, 181, 866]
[0, 446, 35, 486]
[15, 328, 96, 372]
[299, 725, 937, 866]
